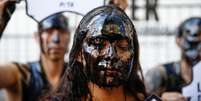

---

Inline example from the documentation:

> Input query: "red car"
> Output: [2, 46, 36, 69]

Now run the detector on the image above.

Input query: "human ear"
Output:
[76, 49, 86, 66]
[34, 32, 40, 44]
[176, 37, 183, 48]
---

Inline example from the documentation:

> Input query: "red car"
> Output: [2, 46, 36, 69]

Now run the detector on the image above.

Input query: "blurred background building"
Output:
[1, 0, 201, 75]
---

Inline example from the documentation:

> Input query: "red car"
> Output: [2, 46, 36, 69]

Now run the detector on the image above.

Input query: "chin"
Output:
[96, 82, 122, 89]
[50, 55, 64, 61]
[93, 76, 122, 88]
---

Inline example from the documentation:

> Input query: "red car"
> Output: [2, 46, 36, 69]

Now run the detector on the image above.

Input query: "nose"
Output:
[52, 30, 60, 44]
[104, 44, 117, 60]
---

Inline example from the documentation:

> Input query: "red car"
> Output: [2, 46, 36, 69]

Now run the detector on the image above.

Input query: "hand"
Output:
[0, 0, 9, 15]
[0, 0, 16, 36]
[0, 0, 16, 20]
[161, 92, 187, 101]
[108, 0, 128, 10]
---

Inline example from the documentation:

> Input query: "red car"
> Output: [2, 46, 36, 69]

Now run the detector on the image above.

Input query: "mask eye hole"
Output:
[87, 38, 109, 50]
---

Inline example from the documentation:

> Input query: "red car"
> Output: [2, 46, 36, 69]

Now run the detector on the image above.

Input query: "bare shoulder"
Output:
[0, 62, 30, 88]
[145, 64, 167, 95]
[0, 63, 19, 74]
[146, 65, 162, 77]
[0, 62, 30, 75]
[0, 63, 20, 88]
[146, 64, 166, 78]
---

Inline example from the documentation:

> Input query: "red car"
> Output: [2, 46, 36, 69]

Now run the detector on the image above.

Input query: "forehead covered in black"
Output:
[38, 13, 69, 31]
[69, 6, 139, 62]
[77, 6, 135, 40]
[178, 17, 201, 42]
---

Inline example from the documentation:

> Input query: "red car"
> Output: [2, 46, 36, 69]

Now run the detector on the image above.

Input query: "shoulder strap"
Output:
[22, 61, 67, 101]
[13, 61, 44, 101]
[25, 61, 46, 101]
[163, 62, 183, 92]
[164, 62, 180, 76]
[13, 62, 30, 84]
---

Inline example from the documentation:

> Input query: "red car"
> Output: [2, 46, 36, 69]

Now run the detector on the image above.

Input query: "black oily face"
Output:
[82, 13, 135, 88]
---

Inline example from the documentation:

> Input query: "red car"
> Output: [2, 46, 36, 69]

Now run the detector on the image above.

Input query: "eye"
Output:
[42, 29, 54, 34]
[42, 29, 68, 35]
[88, 38, 108, 49]
[58, 29, 69, 35]
[116, 39, 129, 50]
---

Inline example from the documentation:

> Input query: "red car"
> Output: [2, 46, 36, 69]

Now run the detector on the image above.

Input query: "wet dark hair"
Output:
[43, 6, 146, 101]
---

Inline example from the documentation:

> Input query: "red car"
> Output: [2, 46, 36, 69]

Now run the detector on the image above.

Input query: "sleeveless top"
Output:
[163, 61, 185, 92]
[15, 61, 67, 101]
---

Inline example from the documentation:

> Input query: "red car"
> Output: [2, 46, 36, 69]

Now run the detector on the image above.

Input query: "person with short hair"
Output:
[0, 12, 71, 101]
[145, 17, 201, 101]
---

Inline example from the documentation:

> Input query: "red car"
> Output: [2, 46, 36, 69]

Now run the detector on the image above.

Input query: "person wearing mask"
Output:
[43, 5, 147, 101]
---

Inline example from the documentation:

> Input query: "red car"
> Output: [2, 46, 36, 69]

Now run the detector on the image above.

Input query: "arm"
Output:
[145, 66, 187, 101]
[145, 65, 166, 96]
[0, 63, 20, 88]
[0, 0, 16, 36]
[161, 92, 187, 101]
[0, 62, 30, 101]
[107, 0, 128, 10]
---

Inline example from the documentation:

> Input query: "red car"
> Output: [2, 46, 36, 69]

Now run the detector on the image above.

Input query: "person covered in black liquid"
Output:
[145, 17, 201, 101]
[43, 5, 147, 101]
[0, 12, 71, 101]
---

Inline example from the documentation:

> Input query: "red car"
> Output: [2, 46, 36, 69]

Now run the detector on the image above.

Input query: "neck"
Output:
[88, 82, 128, 101]
[180, 59, 192, 84]
[41, 55, 65, 89]
[181, 58, 192, 67]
